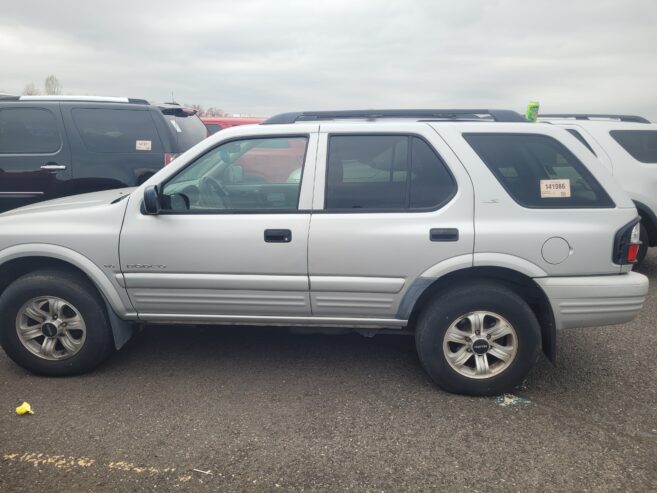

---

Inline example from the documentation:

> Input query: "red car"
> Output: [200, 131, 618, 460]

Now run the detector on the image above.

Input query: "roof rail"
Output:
[263, 109, 527, 124]
[539, 113, 651, 124]
[16, 95, 150, 104]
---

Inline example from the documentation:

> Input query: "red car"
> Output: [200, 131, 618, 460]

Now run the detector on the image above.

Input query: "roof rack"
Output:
[11, 95, 150, 104]
[539, 114, 650, 124]
[263, 109, 527, 124]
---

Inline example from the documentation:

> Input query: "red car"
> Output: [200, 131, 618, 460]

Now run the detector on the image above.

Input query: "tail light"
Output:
[613, 219, 641, 264]
[164, 153, 179, 165]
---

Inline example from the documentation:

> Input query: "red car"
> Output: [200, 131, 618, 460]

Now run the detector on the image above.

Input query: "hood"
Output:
[0, 188, 136, 218]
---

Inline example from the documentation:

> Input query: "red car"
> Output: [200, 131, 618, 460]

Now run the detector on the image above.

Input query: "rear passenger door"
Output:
[0, 103, 71, 212]
[61, 104, 166, 193]
[308, 123, 475, 320]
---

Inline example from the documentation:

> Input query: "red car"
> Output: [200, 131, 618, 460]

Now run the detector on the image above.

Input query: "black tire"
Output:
[0, 269, 114, 376]
[634, 222, 649, 269]
[415, 281, 541, 396]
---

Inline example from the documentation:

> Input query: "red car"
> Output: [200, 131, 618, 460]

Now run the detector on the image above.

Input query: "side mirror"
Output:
[143, 185, 161, 215]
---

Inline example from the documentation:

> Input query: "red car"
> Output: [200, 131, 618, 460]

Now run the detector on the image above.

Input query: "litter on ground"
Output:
[15, 402, 34, 415]
[496, 394, 531, 407]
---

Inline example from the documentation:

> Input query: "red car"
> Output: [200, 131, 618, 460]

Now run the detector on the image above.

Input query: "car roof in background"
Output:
[539, 114, 652, 124]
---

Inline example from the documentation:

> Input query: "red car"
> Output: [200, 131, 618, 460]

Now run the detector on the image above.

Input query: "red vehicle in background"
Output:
[202, 116, 265, 135]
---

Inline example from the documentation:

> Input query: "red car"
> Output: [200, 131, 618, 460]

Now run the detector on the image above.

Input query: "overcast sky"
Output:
[1, 0, 656, 119]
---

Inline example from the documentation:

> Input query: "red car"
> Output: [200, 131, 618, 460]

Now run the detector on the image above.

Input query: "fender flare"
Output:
[398, 253, 556, 363]
[0, 244, 137, 349]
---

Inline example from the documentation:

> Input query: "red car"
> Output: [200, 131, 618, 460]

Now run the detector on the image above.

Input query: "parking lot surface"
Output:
[1, 253, 657, 492]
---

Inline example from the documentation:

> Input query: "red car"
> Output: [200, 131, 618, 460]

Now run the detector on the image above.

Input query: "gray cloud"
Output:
[1, 0, 656, 119]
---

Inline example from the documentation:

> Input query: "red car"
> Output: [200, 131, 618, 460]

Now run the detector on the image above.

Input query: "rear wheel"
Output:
[0, 269, 114, 376]
[415, 282, 541, 396]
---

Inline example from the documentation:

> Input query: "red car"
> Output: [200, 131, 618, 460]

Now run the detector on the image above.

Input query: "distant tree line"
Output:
[186, 104, 226, 117]
[23, 75, 62, 95]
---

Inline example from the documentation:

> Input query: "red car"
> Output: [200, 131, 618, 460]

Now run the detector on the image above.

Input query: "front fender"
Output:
[0, 243, 136, 319]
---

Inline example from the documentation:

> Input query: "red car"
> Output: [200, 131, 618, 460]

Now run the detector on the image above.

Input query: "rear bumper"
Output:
[534, 272, 649, 330]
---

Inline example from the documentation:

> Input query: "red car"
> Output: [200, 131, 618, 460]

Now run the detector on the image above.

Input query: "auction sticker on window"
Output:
[540, 179, 571, 198]
[136, 140, 152, 151]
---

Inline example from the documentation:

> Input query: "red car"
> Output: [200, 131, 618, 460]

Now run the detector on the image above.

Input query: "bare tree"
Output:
[44, 75, 62, 95]
[23, 82, 40, 95]
[205, 107, 226, 117]
[188, 103, 205, 115]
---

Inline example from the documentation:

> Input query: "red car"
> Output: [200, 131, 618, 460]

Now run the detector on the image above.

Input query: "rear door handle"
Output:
[40, 163, 67, 171]
[264, 229, 292, 243]
[430, 228, 459, 242]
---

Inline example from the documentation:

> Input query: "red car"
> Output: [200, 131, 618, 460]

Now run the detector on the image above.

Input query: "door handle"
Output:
[264, 229, 292, 243]
[40, 163, 67, 171]
[430, 228, 459, 242]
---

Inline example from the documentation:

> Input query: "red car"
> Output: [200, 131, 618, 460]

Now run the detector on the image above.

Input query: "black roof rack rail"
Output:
[540, 114, 651, 124]
[263, 109, 527, 124]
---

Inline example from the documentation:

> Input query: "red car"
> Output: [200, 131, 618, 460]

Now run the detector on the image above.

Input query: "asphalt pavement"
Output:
[1, 252, 657, 492]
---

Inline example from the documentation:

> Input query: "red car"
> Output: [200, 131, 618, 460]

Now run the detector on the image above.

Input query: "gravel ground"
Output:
[1, 252, 656, 492]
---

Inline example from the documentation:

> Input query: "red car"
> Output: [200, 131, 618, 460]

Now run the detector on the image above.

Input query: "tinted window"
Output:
[465, 133, 613, 208]
[72, 108, 162, 153]
[325, 135, 456, 210]
[566, 129, 596, 156]
[162, 136, 308, 212]
[164, 114, 208, 151]
[0, 108, 61, 154]
[610, 130, 657, 163]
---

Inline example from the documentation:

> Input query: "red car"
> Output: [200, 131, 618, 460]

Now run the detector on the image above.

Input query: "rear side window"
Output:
[325, 135, 456, 211]
[610, 130, 657, 163]
[566, 129, 596, 156]
[0, 108, 61, 154]
[72, 108, 162, 153]
[464, 133, 614, 208]
[164, 114, 208, 151]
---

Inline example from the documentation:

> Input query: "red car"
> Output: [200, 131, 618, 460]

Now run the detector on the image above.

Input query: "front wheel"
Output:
[0, 269, 114, 376]
[415, 282, 541, 396]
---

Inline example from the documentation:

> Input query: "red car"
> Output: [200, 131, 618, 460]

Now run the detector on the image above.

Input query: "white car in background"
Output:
[539, 114, 657, 265]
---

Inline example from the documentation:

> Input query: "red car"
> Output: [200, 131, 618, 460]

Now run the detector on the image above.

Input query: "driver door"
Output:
[119, 127, 318, 321]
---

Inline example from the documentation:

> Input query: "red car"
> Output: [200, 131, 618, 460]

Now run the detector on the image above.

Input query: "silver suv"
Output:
[0, 109, 649, 396]
[539, 113, 657, 265]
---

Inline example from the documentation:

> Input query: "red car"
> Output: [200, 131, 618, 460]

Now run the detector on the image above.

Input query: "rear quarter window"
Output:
[464, 133, 614, 208]
[609, 130, 657, 163]
[72, 108, 163, 153]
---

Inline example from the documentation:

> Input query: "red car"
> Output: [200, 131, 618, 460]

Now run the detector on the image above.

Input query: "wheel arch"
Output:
[0, 246, 136, 349]
[401, 266, 556, 364]
[633, 200, 657, 247]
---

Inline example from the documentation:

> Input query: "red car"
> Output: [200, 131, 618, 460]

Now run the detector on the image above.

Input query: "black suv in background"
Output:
[0, 95, 208, 213]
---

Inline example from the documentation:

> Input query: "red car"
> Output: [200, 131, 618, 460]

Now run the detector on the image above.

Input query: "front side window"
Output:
[0, 108, 61, 154]
[72, 108, 162, 153]
[161, 136, 308, 212]
[464, 133, 614, 208]
[325, 135, 456, 210]
[610, 130, 657, 163]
